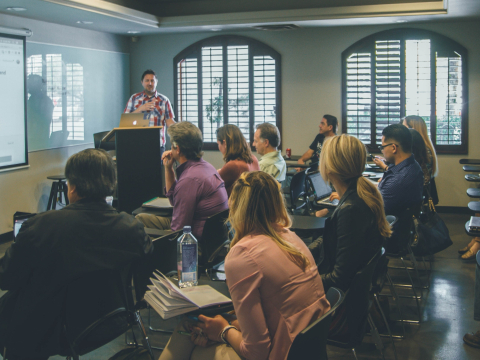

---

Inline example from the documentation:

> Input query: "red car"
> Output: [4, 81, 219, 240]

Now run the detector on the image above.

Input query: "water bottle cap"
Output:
[183, 226, 192, 233]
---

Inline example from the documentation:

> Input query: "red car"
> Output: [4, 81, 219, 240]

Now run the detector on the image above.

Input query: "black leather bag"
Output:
[412, 190, 452, 256]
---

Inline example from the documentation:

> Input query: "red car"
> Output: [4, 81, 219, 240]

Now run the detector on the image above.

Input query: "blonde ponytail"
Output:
[357, 177, 392, 238]
[320, 135, 392, 239]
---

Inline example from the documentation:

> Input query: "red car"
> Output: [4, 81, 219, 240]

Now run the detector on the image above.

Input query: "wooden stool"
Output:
[47, 175, 69, 210]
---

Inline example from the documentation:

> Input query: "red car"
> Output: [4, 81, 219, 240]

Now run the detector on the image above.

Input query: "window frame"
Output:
[174, 35, 282, 150]
[341, 28, 469, 154]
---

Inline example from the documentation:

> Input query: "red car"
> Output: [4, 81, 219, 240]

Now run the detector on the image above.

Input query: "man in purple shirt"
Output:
[136, 122, 228, 241]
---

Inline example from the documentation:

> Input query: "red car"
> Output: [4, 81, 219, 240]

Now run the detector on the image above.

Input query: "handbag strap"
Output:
[423, 183, 436, 213]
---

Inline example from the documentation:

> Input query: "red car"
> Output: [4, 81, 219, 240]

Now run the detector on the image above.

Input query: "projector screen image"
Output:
[0, 33, 28, 172]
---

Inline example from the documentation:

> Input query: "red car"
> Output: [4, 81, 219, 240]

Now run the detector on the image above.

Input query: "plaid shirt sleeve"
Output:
[124, 95, 135, 113]
[164, 98, 175, 120]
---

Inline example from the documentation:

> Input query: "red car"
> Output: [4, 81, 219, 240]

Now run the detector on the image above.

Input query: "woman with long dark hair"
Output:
[216, 124, 259, 196]
[409, 128, 432, 185]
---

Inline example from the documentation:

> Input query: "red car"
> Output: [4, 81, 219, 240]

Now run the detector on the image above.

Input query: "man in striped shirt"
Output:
[124, 69, 176, 150]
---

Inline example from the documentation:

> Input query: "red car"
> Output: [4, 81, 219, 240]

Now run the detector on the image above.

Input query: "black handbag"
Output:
[412, 188, 452, 256]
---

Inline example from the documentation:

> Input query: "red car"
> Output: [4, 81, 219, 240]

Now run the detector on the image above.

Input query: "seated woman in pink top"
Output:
[216, 124, 259, 197]
[158, 171, 330, 360]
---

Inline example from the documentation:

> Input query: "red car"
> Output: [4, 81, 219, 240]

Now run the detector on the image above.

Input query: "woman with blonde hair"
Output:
[159, 171, 330, 360]
[318, 135, 391, 292]
[216, 124, 259, 196]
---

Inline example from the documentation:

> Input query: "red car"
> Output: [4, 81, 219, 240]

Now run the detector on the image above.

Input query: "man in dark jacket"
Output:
[0, 149, 152, 360]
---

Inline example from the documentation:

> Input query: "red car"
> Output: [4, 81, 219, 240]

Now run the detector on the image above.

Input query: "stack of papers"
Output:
[142, 197, 173, 209]
[144, 272, 232, 319]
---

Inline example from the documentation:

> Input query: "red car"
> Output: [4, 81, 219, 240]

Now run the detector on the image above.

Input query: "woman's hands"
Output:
[315, 192, 340, 218]
[196, 314, 230, 343]
[329, 192, 340, 201]
[186, 314, 241, 348]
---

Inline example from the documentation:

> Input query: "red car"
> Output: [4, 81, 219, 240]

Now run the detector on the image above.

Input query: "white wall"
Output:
[129, 20, 480, 208]
[0, 14, 129, 234]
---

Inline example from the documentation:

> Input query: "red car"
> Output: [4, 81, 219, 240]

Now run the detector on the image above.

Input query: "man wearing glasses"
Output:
[375, 124, 424, 252]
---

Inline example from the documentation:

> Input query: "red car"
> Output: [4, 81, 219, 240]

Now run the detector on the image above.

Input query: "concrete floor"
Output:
[0, 212, 479, 359]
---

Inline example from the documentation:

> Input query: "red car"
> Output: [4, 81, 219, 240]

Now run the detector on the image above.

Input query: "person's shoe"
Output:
[461, 248, 477, 261]
[458, 245, 471, 255]
[463, 330, 480, 348]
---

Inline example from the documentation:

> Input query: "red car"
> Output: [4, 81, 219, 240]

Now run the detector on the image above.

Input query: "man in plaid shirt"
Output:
[124, 69, 176, 149]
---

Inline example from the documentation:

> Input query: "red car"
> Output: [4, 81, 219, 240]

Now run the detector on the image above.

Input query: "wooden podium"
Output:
[103, 127, 163, 214]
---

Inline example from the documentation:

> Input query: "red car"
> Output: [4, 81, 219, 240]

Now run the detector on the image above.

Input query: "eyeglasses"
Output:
[378, 143, 397, 151]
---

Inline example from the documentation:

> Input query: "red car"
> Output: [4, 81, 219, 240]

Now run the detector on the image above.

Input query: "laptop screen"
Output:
[13, 213, 36, 241]
[309, 172, 332, 199]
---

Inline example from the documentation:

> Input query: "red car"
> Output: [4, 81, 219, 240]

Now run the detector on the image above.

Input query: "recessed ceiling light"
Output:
[6, 7, 27, 11]
[127, 31, 141, 34]
[211, 28, 221, 32]
[77, 21, 93, 25]
[396, 20, 407, 23]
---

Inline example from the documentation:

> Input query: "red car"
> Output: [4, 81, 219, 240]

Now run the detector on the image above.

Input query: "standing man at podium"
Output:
[124, 69, 176, 156]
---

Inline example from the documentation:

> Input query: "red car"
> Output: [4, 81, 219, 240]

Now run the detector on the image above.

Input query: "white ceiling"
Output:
[0, 0, 479, 36]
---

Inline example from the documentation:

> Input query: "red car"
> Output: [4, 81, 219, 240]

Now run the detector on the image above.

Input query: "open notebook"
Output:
[144, 272, 232, 319]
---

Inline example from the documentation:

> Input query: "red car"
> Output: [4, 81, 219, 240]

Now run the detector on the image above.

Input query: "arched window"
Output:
[174, 35, 281, 150]
[342, 28, 468, 154]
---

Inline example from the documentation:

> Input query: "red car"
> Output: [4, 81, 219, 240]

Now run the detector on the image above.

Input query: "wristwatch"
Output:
[220, 325, 238, 345]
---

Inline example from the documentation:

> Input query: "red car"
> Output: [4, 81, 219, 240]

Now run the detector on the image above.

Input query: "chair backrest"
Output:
[387, 202, 422, 254]
[289, 170, 307, 202]
[199, 209, 230, 268]
[93, 131, 115, 151]
[62, 269, 133, 357]
[133, 229, 183, 302]
[327, 248, 382, 349]
[371, 247, 388, 293]
[287, 287, 345, 360]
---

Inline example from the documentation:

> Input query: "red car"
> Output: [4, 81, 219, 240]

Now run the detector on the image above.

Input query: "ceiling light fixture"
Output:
[211, 28, 221, 32]
[6, 7, 27, 11]
[127, 30, 140, 34]
[42, 0, 159, 28]
[396, 20, 407, 23]
[76, 20, 93, 24]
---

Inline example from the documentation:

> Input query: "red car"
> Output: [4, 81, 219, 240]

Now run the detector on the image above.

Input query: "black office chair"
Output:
[385, 203, 424, 324]
[369, 248, 399, 360]
[93, 131, 115, 151]
[283, 170, 308, 213]
[61, 268, 154, 360]
[129, 230, 182, 343]
[287, 287, 345, 360]
[133, 230, 183, 301]
[327, 249, 385, 360]
[199, 209, 230, 273]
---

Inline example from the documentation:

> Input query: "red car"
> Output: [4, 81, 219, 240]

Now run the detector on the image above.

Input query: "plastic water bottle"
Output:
[177, 226, 198, 288]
